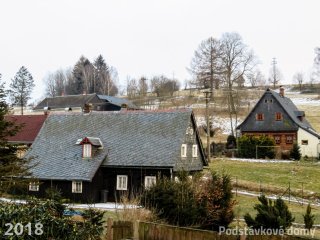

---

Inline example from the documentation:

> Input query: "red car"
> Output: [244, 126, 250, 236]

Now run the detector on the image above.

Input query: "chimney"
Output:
[279, 86, 284, 97]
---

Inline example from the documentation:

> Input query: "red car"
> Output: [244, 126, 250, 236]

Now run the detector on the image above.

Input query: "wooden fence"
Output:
[105, 219, 314, 240]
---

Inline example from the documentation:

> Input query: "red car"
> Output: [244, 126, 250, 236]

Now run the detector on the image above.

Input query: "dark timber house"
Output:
[33, 93, 139, 113]
[24, 110, 207, 202]
[236, 87, 320, 158]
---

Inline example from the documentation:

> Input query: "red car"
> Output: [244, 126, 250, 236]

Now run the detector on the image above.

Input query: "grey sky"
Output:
[0, 0, 319, 102]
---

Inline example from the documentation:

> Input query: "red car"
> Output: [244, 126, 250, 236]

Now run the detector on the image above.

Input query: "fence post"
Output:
[133, 220, 139, 240]
[106, 218, 113, 240]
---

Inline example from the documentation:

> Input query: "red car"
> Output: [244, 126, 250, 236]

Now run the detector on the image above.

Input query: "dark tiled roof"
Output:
[4, 115, 47, 143]
[97, 95, 138, 109]
[33, 94, 98, 110]
[25, 110, 199, 181]
[237, 89, 320, 138]
[33, 94, 139, 110]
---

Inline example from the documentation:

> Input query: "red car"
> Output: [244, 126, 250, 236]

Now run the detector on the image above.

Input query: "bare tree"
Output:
[44, 72, 56, 97]
[126, 77, 138, 98]
[188, 37, 222, 93]
[310, 47, 320, 84]
[292, 72, 304, 91]
[220, 32, 256, 111]
[247, 69, 265, 88]
[150, 75, 180, 97]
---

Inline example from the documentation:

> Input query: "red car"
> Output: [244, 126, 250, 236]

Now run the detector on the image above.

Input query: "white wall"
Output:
[297, 128, 320, 158]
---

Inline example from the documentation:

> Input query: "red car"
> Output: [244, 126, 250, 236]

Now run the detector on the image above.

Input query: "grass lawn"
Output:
[209, 159, 320, 198]
[233, 194, 320, 225]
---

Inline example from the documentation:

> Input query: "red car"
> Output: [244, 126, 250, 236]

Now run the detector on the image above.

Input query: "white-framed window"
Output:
[301, 140, 308, 145]
[29, 182, 39, 192]
[116, 175, 128, 190]
[83, 144, 92, 158]
[72, 181, 82, 193]
[181, 144, 187, 157]
[192, 144, 198, 157]
[145, 176, 156, 189]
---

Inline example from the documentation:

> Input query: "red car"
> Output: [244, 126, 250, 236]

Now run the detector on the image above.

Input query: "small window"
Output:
[301, 140, 308, 145]
[145, 176, 156, 189]
[181, 144, 187, 157]
[264, 99, 268, 103]
[286, 135, 293, 144]
[72, 181, 82, 193]
[275, 112, 282, 121]
[256, 113, 264, 121]
[274, 135, 281, 145]
[192, 145, 198, 157]
[117, 175, 128, 190]
[83, 144, 92, 158]
[29, 182, 39, 192]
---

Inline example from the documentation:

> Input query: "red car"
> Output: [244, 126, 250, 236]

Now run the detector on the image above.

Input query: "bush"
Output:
[0, 199, 104, 239]
[303, 203, 315, 231]
[290, 142, 301, 160]
[226, 135, 237, 149]
[238, 135, 275, 159]
[141, 171, 235, 230]
[244, 195, 294, 231]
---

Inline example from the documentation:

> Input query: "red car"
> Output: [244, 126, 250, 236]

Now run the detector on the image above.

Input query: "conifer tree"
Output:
[9, 66, 34, 115]
[244, 195, 294, 231]
[0, 79, 33, 194]
[290, 142, 301, 160]
[303, 203, 315, 231]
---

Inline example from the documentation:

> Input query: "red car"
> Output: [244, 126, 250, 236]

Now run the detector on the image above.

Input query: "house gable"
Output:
[237, 89, 298, 133]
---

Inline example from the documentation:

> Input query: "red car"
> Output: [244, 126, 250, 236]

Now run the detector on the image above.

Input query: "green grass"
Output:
[233, 194, 320, 225]
[210, 159, 320, 198]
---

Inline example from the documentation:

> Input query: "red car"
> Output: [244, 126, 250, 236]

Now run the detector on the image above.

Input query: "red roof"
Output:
[4, 115, 47, 143]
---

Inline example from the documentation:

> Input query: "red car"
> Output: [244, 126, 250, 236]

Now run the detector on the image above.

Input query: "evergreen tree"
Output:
[0, 80, 33, 194]
[303, 203, 315, 231]
[9, 66, 34, 115]
[244, 195, 294, 231]
[290, 142, 301, 160]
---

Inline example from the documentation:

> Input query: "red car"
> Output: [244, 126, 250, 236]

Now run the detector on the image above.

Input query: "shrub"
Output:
[244, 195, 294, 231]
[238, 135, 275, 159]
[226, 135, 237, 149]
[141, 171, 235, 230]
[0, 199, 104, 239]
[303, 203, 315, 231]
[141, 172, 199, 226]
[196, 171, 236, 230]
[290, 142, 301, 160]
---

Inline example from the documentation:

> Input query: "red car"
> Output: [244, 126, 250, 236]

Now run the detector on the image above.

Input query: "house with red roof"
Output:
[5, 115, 47, 146]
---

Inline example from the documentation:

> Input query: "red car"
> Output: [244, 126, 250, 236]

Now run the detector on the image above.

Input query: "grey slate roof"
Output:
[97, 95, 138, 109]
[237, 89, 320, 138]
[33, 94, 98, 110]
[33, 93, 138, 110]
[26, 110, 201, 181]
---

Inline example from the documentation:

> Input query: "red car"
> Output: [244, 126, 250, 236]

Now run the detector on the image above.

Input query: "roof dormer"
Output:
[76, 137, 103, 158]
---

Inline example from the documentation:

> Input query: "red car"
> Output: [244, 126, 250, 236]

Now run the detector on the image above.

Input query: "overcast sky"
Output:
[0, 0, 319, 102]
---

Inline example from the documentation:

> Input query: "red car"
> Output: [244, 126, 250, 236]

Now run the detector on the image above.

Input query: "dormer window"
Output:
[76, 137, 103, 159]
[83, 144, 92, 158]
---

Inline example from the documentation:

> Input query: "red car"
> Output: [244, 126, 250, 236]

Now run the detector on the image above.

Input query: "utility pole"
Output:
[204, 90, 212, 162]
[272, 57, 277, 89]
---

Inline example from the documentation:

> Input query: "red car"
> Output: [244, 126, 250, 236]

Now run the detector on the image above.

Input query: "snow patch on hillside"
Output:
[196, 116, 242, 135]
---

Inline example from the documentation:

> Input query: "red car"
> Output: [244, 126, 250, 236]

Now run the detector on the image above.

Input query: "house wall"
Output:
[298, 128, 320, 158]
[242, 131, 297, 152]
[175, 119, 204, 171]
[27, 169, 104, 203]
[100, 167, 172, 202]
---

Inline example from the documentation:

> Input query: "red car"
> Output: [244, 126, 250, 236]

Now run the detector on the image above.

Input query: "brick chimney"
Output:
[279, 86, 284, 97]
